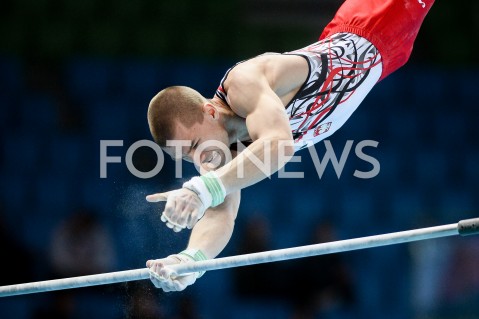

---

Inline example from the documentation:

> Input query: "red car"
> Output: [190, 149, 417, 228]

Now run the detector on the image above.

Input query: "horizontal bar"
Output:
[0, 269, 150, 297]
[170, 222, 459, 275]
[458, 217, 479, 236]
[2, 218, 478, 297]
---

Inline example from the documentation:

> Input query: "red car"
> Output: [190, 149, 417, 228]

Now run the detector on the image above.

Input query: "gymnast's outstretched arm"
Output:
[146, 190, 240, 291]
[187, 190, 241, 259]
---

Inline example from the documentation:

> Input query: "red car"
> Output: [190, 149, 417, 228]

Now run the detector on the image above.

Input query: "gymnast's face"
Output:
[163, 103, 230, 170]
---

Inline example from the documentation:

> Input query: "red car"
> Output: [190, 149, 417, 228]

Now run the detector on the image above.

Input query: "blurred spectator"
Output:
[25, 58, 86, 134]
[172, 294, 200, 319]
[411, 235, 479, 318]
[409, 215, 453, 318]
[34, 208, 119, 319]
[124, 282, 165, 319]
[49, 208, 116, 277]
[286, 221, 356, 319]
[0, 202, 34, 285]
[232, 214, 283, 300]
[439, 237, 479, 313]
[410, 238, 452, 318]
[33, 291, 75, 319]
[124, 283, 199, 319]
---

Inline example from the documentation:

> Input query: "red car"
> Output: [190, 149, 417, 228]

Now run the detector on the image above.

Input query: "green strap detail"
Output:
[179, 249, 208, 262]
[179, 249, 208, 278]
[200, 172, 225, 207]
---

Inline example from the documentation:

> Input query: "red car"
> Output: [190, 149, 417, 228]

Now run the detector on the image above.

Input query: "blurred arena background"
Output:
[0, 0, 478, 318]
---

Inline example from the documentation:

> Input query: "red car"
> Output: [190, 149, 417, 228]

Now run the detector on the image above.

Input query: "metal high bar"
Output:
[0, 217, 477, 297]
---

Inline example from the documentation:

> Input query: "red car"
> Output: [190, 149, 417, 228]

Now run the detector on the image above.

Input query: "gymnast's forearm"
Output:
[216, 136, 294, 195]
[187, 192, 240, 259]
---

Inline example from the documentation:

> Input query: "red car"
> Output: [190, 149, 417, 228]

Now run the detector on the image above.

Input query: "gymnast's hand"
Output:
[146, 188, 206, 232]
[147, 255, 196, 292]
[147, 249, 207, 292]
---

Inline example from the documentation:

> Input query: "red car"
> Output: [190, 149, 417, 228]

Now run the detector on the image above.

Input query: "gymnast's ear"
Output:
[202, 102, 220, 120]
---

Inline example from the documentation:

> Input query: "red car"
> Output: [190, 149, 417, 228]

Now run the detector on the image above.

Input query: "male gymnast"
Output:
[146, 0, 434, 291]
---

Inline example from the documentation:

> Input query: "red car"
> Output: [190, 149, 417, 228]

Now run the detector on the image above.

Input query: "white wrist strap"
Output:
[178, 249, 208, 278]
[183, 171, 226, 208]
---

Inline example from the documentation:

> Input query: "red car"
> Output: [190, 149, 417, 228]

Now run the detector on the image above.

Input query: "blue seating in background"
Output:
[46, 135, 88, 175]
[413, 149, 448, 188]
[385, 109, 422, 147]
[2, 57, 479, 319]
[464, 151, 479, 182]
[438, 189, 474, 222]
[368, 70, 403, 102]
[169, 61, 218, 96]
[195, 269, 236, 319]
[35, 172, 74, 217]
[66, 59, 117, 102]
[340, 110, 374, 138]
[289, 188, 326, 219]
[353, 245, 411, 318]
[2, 133, 42, 174]
[0, 297, 31, 319]
[20, 210, 58, 254]
[18, 93, 58, 133]
[0, 55, 24, 95]
[85, 97, 134, 139]
[350, 265, 382, 317]
[406, 68, 448, 107]
[119, 60, 164, 99]
[238, 186, 278, 220]
[0, 94, 15, 133]
[0, 172, 34, 227]
[390, 189, 424, 227]
[374, 148, 400, 185]
[434, 113, 467, 147]
[75, 293, 123, 319]
[456, 69, 479, 103]
[229, 300, 290, 319]
[339, 188, 375, 235]
[80, 177, 115, 215]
